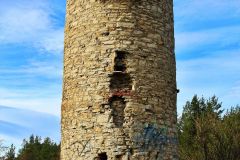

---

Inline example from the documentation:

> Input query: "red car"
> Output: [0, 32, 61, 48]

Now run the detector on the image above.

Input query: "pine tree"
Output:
[178, 95, 239, 160]
[178, 95, 223, 160]
[5, 144, 16, 160]
[17, 135, 60, 160]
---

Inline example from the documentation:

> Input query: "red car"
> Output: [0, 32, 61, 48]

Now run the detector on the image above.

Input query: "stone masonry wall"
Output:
[61, 0, 178, 159]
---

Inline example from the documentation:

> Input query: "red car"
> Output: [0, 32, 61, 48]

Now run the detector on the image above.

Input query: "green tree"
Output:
[178, 95, 240, 160]
[210, 106, 240, 160]
[17, 135, 60, 160]
[178, 95, 223, 160]
[5, 144, 16, 160]
[39, 138, 60, 160]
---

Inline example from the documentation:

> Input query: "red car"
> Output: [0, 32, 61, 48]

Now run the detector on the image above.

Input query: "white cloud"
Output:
[0, 60, 62, 79]
[37, 29, 64, 54]
[174, 1, 240, 113]
[0, 85, 61, 116]
[0, 0, 63, 114]
[0, 97, 61, 116]
[175, 25, 240, 54]
[228, 81, 240, 99]
[0, 8, 50, 41]
[0, 0, 64, 54]
[0, 58, 62, 115]
[178, 49, 240, 74]
[22, 60, 62, 78]
[0, 106, 60, 150]
[177, 49, 240, 112]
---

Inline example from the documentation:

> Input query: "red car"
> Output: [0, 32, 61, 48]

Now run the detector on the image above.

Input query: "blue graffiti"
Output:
[133, 124, 177, 152]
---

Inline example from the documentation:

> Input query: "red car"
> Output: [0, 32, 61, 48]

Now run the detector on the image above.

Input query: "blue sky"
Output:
[0, 0, 239, 149]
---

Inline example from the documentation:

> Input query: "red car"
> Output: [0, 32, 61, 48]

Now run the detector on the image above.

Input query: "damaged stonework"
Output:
[61, 0, 178, 159]
[109, 72, 132, 91]
[109, 96, 126, 128]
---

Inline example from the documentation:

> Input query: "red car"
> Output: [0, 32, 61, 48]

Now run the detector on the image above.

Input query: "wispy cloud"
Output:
[0, 58, 62, 115]
[0, 105, 60, 147]
[175, 25, 240, 55]
[36, 29, 64, 54]
[177, 49, 240, 112]
[0, 0, 64, 54]
[174, 0, 240, 57]
[0, 60, 62, 79]
[0, 0, 64, 149]
[228, 81, 240, 99]
[0, 0, 64, 115]
[0, 85, 61, 115]
[0, 120, 29, 137]
[174, 0, 240, 112]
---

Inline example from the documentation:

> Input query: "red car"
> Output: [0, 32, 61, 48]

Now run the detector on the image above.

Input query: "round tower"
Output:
[61, 0, 178, 159]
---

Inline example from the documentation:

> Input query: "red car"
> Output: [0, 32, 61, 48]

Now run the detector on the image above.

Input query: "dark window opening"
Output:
[114, 51, 127, 72]
[98, 152, 108, 160]
[109, 96, 126, 127]
[109, 72, 132, 90]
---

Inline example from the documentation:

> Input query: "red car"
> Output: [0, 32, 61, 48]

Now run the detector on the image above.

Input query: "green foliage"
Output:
[178, 95, 240, 160]
[16, 135, 60, 160]
[5, 144, 16, 160]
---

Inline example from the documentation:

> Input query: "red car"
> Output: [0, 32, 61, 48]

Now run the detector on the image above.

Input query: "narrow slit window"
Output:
[114, 51, 127, 72]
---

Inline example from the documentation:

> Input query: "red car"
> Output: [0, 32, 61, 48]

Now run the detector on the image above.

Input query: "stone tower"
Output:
[61, 0, 178, 159]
